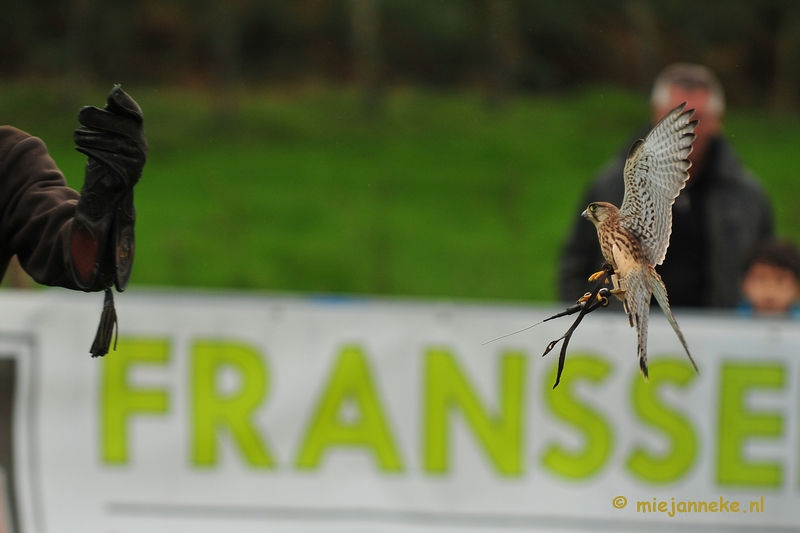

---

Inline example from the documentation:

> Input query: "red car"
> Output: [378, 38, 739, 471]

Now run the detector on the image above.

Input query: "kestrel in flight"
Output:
[582, 102, 699, 380]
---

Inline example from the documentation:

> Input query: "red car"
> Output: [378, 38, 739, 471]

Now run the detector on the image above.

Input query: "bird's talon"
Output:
[576, 291, 608, 305]
[587, 270, 607, 283]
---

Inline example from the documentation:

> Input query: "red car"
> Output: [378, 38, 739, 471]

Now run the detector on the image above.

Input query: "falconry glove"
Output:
[69, 86, 147, 357]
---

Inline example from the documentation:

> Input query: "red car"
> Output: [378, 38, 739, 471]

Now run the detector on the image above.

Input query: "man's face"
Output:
[652, 86, 722, 170]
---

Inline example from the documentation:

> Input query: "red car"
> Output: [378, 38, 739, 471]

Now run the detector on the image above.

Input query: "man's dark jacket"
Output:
[0, 126, 80, 288]
[558, 133, 774, 308]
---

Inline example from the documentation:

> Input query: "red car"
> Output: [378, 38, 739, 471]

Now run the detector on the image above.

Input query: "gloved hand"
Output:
[70, 86, 147, 292]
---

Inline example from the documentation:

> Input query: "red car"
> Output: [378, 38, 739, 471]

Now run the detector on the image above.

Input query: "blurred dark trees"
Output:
[0, 0, 798, 109]
[350, 0, 383, 114]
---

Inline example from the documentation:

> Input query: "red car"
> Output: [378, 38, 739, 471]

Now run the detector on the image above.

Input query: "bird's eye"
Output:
[589, 204, 597, 212]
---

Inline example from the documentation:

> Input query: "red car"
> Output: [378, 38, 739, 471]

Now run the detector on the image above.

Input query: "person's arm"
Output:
[0, 85, 146, 297]
[0, 126, 80, 288]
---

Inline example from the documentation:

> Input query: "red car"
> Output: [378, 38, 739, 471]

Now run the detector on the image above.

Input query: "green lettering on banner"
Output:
[101, 338, 170, 464]
[423, 348, 526, 476]
[541, 354, 612, 479]
[192, 340, 274, 468]
[717, 362, 785, 487]
[296, 346, 404, 472]
[627, 358, 698, 483]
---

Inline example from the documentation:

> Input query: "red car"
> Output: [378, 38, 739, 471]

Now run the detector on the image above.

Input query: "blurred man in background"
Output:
[558, 63, 774, 308]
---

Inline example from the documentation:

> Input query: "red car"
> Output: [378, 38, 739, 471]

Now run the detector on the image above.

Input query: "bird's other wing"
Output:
[618, 267, 652, 381]
[619, 103, 697, 266]
[649, 266, 699, 373]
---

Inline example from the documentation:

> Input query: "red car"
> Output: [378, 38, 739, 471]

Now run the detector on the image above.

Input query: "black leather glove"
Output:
[69, 86, 147, 358]
[69, 86, 147, 292]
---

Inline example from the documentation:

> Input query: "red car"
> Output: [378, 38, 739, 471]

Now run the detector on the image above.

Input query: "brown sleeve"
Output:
[0, 126, 80, 289]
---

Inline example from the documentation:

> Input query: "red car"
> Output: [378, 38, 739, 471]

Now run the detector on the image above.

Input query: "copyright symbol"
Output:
[612, 495, 627, 509]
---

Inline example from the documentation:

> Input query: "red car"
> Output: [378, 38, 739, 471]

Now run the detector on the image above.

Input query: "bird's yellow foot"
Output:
[589, 270, 619, 283]
[589, 268, 621, 283]
[587, 270, 607, 283]
[577, 291, 607, 304]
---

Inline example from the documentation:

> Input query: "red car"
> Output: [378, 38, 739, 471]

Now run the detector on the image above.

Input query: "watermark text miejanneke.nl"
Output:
[612, 495, 765, 517]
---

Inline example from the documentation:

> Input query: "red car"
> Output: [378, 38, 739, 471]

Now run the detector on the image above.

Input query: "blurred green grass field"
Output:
[3, 83, 800, 303]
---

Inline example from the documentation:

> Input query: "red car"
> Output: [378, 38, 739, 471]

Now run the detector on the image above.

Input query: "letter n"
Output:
[424, 348, 526, 476]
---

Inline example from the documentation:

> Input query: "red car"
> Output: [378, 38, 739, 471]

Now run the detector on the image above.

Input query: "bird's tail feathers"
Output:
[633, 295, 650, 381]
[621, 269, 651, 381]
[639, 353, 649, 381]
[622, 300, 633, 327]
[649, 268, 699, 374]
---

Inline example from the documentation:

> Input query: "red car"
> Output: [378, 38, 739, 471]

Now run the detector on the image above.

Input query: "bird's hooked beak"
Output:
[581, 209, 589, 219]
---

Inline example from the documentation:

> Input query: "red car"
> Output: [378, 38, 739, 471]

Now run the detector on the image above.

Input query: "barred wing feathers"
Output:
[619, 103, 697, 266]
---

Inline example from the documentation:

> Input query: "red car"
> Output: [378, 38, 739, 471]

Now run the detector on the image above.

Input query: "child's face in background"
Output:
[742, 262, 800, 314]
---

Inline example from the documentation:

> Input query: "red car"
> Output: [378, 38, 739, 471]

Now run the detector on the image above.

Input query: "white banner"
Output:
[0, 289, 798, 532]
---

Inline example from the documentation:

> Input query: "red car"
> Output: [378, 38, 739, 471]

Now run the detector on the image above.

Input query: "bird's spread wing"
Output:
[619, 103, 697, 266]
[618, 267, 652, 380]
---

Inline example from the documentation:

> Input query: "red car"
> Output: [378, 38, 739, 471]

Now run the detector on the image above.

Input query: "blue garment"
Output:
[736, 299, 800, 319]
